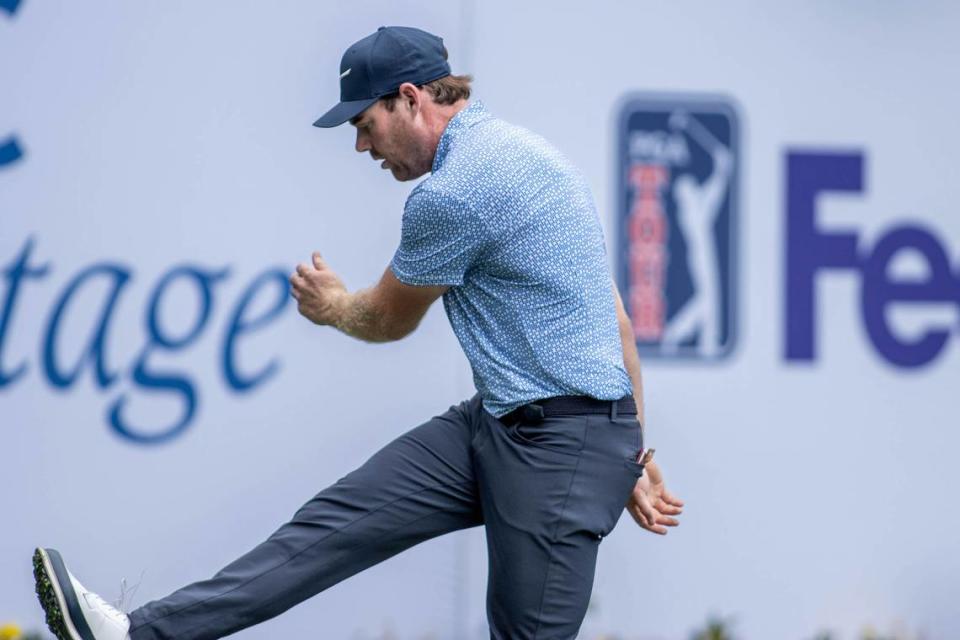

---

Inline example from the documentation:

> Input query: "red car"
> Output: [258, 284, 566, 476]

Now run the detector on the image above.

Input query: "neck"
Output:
[425, 99, 470, 165]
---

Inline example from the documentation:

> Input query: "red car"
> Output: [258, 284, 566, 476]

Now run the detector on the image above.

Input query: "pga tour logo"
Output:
[616, 95, 739, 360]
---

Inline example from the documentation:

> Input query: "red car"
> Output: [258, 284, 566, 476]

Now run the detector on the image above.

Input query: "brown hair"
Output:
[381, 74, 473, 111]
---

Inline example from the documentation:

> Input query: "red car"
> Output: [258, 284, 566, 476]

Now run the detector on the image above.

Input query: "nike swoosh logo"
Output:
[340, 68, 351, 79]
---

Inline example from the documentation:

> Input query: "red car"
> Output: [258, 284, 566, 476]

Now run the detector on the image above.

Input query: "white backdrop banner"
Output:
[2, 1, 958, 639]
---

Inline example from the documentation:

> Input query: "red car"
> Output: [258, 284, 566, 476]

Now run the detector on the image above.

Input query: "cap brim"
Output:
[312, 97, 379, 128]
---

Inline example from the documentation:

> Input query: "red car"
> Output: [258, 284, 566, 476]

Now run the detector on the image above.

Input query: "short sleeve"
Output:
[391, 188, 487, 286]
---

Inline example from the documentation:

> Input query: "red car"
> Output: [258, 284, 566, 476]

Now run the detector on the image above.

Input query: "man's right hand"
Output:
[626, 460, 684, 535]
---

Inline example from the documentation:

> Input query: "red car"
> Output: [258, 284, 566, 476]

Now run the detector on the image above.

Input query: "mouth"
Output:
[370, 151, 389, 170]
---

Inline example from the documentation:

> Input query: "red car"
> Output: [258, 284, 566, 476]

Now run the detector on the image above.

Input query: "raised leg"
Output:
[128, 397, 485, 640]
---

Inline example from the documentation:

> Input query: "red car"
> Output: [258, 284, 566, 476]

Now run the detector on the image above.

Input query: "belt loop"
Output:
[610, 400, 618, 420]
[523, 403, 545, 424]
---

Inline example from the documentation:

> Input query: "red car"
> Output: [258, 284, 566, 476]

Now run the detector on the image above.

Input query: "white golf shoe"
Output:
[33, 548, 132, 640]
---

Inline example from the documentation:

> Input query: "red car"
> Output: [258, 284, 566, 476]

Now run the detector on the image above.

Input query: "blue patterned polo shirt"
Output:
[390, 101, 632, 417]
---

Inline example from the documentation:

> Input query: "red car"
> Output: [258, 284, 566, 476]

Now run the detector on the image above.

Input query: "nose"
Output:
[355, 129, 371, 153]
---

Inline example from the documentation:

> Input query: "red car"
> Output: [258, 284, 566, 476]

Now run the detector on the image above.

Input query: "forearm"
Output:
[332, 288, 408, 343]
[293, 259, 441, 342]
[618, 315, 646, 426]
[611, 285, 646, 427]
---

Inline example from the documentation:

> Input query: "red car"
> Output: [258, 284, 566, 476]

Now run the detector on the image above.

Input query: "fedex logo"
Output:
[785, 151, 960, 367]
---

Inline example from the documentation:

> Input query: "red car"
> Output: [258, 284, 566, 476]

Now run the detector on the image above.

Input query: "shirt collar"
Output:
[432, 101, 492, 173]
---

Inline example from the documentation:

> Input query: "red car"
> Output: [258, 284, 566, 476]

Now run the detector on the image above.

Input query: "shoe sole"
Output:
[33, 548, 96, 640]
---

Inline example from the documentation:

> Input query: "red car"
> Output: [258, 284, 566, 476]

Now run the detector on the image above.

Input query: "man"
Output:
[33, 25, 683, 640]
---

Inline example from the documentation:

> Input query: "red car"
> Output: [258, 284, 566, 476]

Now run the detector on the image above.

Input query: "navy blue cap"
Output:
[313, 26, 451, 128]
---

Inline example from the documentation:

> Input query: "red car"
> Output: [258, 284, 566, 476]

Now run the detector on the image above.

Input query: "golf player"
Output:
[33, 25, 683, 640]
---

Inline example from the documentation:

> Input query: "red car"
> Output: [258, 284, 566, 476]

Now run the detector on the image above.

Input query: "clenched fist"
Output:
[289, 252, 348, 326]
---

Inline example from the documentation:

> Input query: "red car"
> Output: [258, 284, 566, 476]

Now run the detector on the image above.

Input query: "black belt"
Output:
[498, 395, 636, 426]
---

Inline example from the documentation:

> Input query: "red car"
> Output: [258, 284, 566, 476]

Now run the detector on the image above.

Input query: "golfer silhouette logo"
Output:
[616, 96, 740, 360]
[1, 0, 25, 170]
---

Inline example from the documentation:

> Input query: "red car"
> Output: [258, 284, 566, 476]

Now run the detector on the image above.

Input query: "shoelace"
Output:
[83, 591, 129, 624]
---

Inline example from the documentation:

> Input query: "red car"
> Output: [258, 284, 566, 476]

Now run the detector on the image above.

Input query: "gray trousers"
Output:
[127, 395, 644, 640]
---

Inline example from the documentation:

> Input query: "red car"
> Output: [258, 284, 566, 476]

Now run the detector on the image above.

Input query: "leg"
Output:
[473, 407, 643, 639]
[128, 397, 485, 640]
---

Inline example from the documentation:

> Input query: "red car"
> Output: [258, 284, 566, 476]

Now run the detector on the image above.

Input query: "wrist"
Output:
[330, 289, 353, 331]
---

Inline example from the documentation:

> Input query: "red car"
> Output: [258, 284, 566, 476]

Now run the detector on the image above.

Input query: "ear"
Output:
[397, 82, 422, 115]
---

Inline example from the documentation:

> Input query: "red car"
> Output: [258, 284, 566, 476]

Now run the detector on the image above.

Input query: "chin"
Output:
[392, 167, 427, 182]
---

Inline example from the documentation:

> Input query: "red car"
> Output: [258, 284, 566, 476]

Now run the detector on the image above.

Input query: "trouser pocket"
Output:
[503, 413, 587, 457]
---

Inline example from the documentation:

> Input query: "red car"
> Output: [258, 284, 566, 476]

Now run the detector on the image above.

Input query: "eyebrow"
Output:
[350, 114, 365, 126]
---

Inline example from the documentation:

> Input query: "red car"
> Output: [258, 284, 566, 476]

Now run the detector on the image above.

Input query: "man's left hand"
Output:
[289, 252, 348, 326]
[626, 459, 684, 535]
